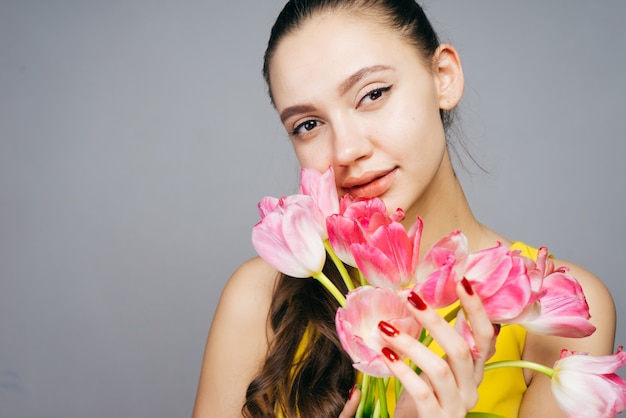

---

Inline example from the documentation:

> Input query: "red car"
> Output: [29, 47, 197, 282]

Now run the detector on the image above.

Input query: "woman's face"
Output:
[269, 12, 461, 219]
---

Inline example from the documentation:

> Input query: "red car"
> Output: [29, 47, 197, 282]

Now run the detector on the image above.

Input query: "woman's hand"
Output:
[380, 278, 498, 418]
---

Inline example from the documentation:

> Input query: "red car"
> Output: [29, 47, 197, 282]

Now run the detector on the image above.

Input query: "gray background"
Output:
[1, 1, 625, 417]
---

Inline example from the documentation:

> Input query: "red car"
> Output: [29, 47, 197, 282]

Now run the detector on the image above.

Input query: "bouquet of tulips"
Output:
[251, 167, 626, 418]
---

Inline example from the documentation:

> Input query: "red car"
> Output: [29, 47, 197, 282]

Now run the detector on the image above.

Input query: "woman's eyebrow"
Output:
[279, 65, 393, 124]
[338, 64, 393, 96]
[280, 104, 316, 124]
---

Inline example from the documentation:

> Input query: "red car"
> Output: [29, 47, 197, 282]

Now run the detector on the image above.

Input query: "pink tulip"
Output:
[528, 246, 554, 291]
[336, 286, 421, 377]
[327, 196, 403, 267]
[463, 244, 540, 323]
[350, 218, 423, 289]
[326, 214, 364, 267]
[412, 230, 468, 307]
[252, 194, 326, 278]
[551, 348, 626, 418]
[257, 196, 279, 218]
[519, 269, 596, 338]
[453, 310, 481, 360]
[298, 166, 340, 217]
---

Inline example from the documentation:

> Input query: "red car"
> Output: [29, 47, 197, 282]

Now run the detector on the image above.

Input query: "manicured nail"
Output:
[407, 291, 427, 310]
[493, 323, 501, 337]
[378, 320, 399, 337]
[461, 278, 474, 295]
[382, 347, 400, 362]
[348, 385, 356, 400]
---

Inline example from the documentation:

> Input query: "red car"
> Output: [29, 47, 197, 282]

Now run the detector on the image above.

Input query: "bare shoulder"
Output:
[210, 257, 281, 342]
[220, 256, 281, 314]
[192, 257, 281, 418]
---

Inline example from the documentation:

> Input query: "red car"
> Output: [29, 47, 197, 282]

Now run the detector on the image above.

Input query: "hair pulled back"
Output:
[244, 2, 449, 416]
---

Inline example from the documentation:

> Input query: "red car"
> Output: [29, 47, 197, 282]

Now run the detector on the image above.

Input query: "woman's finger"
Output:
[382, 330, 467, 416]
[337, 386, 360, 418]
[381, 345, 458, 418]
[455, 278, 499, 380]
[403, 290, 478, 408]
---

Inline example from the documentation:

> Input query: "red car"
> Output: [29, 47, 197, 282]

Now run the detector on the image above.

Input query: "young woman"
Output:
[193, 1, 616, 417]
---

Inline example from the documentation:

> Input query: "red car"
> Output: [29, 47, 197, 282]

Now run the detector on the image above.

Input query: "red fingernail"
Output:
[493, 323, 501, 337]
[378, 320, 400, 337]
[407, 291, 427, 310]
[461, 278, 474, 295]
[382, 347, 400, 362]
[348, 385, 356, 400]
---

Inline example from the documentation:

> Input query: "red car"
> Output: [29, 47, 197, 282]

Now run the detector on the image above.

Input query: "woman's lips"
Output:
[343, 169, 397, 198]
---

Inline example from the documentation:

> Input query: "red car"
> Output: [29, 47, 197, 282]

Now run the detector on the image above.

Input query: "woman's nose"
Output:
[331, 119, 373, 166]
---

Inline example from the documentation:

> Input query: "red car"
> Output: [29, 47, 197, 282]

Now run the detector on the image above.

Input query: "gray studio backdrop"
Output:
[1, 1, 625, 417]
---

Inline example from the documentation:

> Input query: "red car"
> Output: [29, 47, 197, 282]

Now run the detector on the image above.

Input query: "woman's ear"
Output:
[433, 44, 464, 110]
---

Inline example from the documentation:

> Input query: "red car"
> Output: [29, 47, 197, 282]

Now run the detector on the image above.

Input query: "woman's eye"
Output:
[368, 89, 384, 101]
[359, 85, 392, 106]
[291, 119, 319, 136]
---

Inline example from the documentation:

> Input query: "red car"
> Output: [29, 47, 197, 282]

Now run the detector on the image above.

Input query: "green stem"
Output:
[372, 401, 381, 418]
[312, 272, 346, 307]
[484, 360, 555, 378]
[394, 375, 402, 401]
[359, 269, 367, 287]
[356, 373, 371, 418]
[443, 304, 462, 323]
[376, 378, 389, 418]
[324, 240, 355, 292]
[418, 303, 461, 349]
[421, 333, 434, 348]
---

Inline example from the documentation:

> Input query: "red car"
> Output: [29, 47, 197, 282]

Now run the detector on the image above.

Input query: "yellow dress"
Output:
[283, 242, 537, 417]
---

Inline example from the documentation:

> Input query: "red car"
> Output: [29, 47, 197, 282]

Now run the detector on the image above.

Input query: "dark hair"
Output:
[243, 260, 355, 417]
[244, 1, 450, 416]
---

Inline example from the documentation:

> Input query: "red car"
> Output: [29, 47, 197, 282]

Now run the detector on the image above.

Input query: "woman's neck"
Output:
[402, 155, 509, 254]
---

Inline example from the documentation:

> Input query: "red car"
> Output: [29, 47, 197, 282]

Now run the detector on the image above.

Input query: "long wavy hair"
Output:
[244, 1, 447, 416]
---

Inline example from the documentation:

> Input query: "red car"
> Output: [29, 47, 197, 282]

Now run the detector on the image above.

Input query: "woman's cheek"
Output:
[294, 143, 333, 172]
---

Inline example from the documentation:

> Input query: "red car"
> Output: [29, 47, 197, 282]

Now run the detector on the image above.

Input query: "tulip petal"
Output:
[336, 286, 421, 377]
[251, 196, 326, 278]
[481, 272, 532, 323]
[453, 310, 480, 359]
[258, 196, 279, 218]
[299, 166, 340, 217]
[350, 220, 421, 289]
[464, 245, 513, 298]
[519, 272, 595, 337]
[413, 255, 458, 308]
[327, 214, 364, 267]
[550, 349, 626, 418]
[352, 243, 401, 288]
